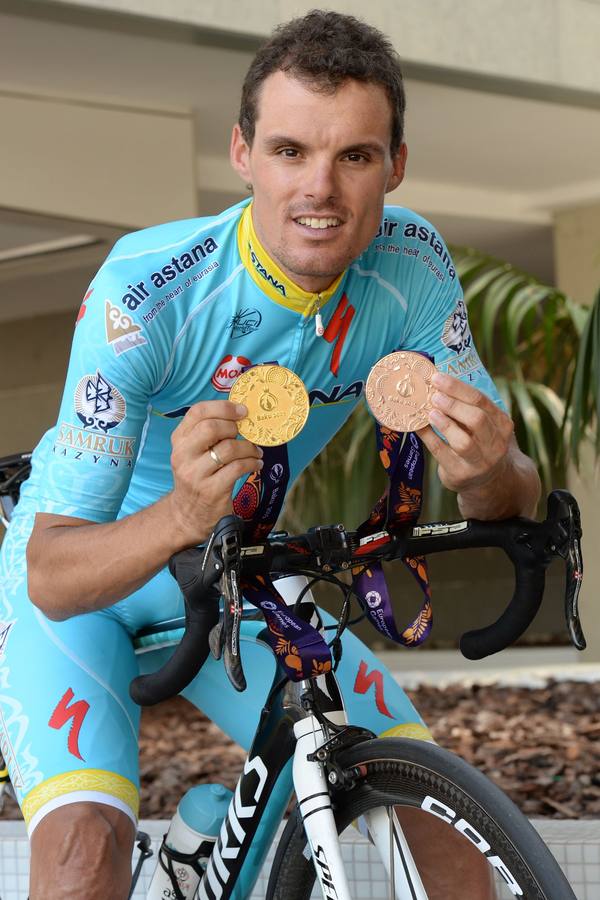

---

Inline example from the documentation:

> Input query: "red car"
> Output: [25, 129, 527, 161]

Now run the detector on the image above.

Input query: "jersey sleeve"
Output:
[36, 238, 167, 522]
[392, 210, 506, 411]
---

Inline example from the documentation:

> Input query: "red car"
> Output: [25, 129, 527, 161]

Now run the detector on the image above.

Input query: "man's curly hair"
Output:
[239, 9, 406, 155]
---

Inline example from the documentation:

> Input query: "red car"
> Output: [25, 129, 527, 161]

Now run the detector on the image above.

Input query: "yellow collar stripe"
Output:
[237, 203, 344, 315]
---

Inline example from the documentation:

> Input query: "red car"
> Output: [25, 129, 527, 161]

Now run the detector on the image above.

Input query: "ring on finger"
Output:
[208, 446, 224, 470]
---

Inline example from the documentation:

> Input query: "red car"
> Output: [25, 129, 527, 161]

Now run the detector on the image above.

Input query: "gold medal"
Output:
[365, 351, 436, 432]
[229, 365, 309, 446]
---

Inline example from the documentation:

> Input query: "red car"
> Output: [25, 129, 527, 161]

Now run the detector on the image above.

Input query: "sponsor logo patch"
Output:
[54, 422, 136, 464]
[211, 354, 252, 392]
[249, 248, 286, 296]
[228, 307, 262, 339]
[48, 688, 90, 761]
[74, 371, 126, 433]
[442, 299, 472, 354]
[76, 288, 93, 325]
[323, 293, 355, 377]
[309, 380, 363, 407]
[105, 301, 147, 355]
[353, 660, 393, 718]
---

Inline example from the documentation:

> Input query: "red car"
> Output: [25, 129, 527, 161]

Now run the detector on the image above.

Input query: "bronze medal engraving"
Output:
[229, 365, 309, 446]
[365, 351, 436, 432]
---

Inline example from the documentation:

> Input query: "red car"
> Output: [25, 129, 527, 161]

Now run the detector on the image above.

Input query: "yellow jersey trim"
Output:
[237, 203, 344, 316]
[22, 769, 139, 826]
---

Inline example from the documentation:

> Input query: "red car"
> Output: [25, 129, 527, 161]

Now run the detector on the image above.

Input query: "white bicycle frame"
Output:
[293, 706, 428, 900]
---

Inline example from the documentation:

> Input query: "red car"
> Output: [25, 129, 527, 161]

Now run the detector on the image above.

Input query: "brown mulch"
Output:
[1, 680, 598, 821]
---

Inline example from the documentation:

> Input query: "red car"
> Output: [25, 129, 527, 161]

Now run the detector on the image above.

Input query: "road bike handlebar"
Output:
[130, 489, 585, 706]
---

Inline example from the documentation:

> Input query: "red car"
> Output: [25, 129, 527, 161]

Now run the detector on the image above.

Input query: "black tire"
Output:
[266, 737, 576, 900]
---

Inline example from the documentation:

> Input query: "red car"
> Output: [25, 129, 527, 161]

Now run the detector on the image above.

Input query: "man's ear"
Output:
[385, 142, 408, 194]
[230, 124, 252, 184]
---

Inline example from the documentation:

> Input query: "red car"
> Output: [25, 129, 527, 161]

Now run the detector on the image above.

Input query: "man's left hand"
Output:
[416, 370, 514, 495]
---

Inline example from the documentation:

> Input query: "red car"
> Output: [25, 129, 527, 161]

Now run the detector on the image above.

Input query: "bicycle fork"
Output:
[293, 714, 352, 900]
[294, 714, 428, 900]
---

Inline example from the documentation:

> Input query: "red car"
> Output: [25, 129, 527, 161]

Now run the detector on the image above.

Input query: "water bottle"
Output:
[147, 783, 233, 899]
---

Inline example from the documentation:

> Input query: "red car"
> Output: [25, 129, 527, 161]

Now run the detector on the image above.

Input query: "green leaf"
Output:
[510, 380, 552, 489]
[493, 376, 512, 417]
[480, 272, 524, 366]
[526, 382, 565, 429]
[506, 284, 553, 357]
[463, 265, 509, 309]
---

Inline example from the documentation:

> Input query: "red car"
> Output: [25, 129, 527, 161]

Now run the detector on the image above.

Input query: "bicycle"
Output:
[0, 451, 586, 899]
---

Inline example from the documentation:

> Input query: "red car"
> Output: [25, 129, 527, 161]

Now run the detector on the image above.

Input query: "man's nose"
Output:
[304, 159, 338, 204]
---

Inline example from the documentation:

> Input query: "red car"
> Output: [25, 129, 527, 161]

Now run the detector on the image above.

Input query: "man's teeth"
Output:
[296, 217, 341, 229]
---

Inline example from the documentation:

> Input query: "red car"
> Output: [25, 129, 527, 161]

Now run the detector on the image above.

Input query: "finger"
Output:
[175, 400, 247, 440]
[202, 437, 263, 476]
[431, 371, 497, 409]
[209, 454, 264, 493]
[180, 417, 243, 456]
[430, 387, 500, 442]
[427, 408, 488, 464]
[417, 424, 461, 469]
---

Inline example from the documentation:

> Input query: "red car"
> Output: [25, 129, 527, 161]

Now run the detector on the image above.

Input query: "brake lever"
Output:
[546, 491, 585, 651]
[207, 516, 247, 692]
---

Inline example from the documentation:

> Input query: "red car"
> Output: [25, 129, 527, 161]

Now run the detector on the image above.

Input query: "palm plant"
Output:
[282, 247, 599, 530]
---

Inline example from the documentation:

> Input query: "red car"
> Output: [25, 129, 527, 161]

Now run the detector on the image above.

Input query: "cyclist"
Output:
[0, 10, 540, 899]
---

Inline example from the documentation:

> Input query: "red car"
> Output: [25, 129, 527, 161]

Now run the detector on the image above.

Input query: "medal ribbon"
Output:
[233, 445, 334, 682]
[352, 426, 433, 647]
[230, 362, 434, 682]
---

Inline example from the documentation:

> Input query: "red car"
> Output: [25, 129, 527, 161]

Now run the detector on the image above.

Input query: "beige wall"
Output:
[554, 202, 600, 307]
[52, 0, 600, 96]
[1, 90, 198, 229]
[0, 312, 75, 457]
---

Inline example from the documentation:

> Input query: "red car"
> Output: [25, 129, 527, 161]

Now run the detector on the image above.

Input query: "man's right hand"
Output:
[168, 400, 263, 546]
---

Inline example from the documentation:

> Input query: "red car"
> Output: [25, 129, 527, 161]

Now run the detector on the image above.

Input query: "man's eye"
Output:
[345, 153, 368, 163]
[279, 148, 299, 158]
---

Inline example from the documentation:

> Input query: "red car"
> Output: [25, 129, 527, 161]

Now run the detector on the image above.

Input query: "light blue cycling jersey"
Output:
[0, 199, 504, 834]
[22, 198, 502, 529]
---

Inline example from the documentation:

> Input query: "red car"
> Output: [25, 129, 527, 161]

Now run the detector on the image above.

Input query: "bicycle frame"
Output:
[140, 580, 425, 900]
[194, 652, 419, 900]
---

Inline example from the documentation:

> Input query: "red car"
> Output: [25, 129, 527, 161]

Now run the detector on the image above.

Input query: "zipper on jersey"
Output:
[314, 294, 324, 337]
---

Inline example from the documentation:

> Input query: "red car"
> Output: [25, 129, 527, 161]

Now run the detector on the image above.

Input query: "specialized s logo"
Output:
[323, 293, 355, 376]
[76, 288, 93, 325]
[48, 688, 90, 761]
[353, 660, 393, 718]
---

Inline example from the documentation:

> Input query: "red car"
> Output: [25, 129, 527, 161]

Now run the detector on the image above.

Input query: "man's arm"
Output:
[417, 371, 541, 520]
[27, 401, 262, 620]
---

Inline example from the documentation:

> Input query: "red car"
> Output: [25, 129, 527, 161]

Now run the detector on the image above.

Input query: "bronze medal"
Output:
[365, 351, 436, 432]
[229, 365, 309, 446]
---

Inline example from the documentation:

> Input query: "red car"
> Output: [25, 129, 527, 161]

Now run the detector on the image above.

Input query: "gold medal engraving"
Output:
[365, 351, 436, 432]
[229, 365, 309, 446]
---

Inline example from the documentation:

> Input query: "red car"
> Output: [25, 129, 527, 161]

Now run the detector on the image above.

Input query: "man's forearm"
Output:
[457, 442, 541, 521]
[27, 494, 198, 620]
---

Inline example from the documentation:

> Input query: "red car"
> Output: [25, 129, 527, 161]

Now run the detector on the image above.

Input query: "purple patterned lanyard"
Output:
[352, 426, 433, 646]
[233, 445, 334, 681]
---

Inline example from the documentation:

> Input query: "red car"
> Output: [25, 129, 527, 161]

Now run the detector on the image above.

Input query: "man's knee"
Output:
[30, 801, 135, 899]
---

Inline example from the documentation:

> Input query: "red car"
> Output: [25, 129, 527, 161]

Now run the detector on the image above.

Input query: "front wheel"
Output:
[266, 737, 575, 900]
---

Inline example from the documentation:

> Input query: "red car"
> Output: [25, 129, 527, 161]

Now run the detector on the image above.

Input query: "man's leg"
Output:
[0, 523, 142, 900]
[30, 801, 135, 900]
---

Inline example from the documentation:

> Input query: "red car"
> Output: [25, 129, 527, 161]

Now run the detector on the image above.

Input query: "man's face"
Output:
[231, 71, 407, 293]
